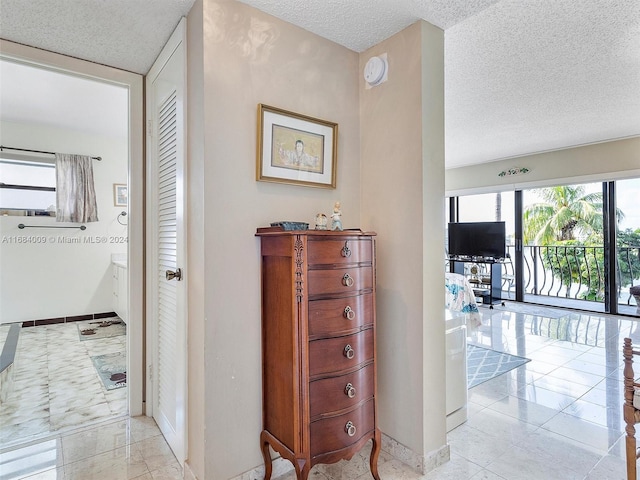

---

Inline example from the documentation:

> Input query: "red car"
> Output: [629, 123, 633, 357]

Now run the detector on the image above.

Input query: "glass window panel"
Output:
[0, 160, 55, 187]
[522, 182, 602, 245]
[457, 191, 515, 245]
[615, 177, 640, 315]
[0, 188, 56, 210]
[0, 159, 56, 212]
[521, 181, 604, 312]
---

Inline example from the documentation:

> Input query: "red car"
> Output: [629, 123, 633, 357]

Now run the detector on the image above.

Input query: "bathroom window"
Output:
[0, 158, 56, 216]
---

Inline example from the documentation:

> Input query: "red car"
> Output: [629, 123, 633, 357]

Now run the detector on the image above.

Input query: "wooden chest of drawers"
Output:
[256, 228, 381, 480]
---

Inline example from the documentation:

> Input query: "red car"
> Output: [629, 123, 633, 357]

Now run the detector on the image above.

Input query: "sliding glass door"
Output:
[615, 178, 640, 315]
[521, 182, 605, 312]
[449, 176, 639, 316]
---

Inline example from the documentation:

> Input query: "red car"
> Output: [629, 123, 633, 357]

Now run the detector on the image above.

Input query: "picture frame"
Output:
[113, 184, 128, 207]
[256, 104, 338, 188]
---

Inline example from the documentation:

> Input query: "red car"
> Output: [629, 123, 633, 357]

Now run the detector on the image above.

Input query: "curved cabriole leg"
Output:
[295, 459, 310, 480]
[370, 429, 382, 480]
[260, 431, 273, 480]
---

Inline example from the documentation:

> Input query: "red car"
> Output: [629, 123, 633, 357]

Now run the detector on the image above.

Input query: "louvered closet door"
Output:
[146, 18, 187, 464]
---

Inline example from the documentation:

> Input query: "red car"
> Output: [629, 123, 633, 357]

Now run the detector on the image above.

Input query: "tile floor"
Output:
[0, 415, 182, 480]
[0, 320, 127, 449]
[1, 304, 638, 479]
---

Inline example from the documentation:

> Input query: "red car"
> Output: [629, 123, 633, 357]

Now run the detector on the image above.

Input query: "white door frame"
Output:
[0, 39, 145, 416]
[145, 18, 188, 463]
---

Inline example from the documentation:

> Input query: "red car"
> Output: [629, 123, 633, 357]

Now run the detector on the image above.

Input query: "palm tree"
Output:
[523, 185, 605, 245]
[523, 185, 629, 301]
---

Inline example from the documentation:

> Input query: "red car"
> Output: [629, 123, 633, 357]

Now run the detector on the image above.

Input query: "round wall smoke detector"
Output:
[364, 55, 387, 87]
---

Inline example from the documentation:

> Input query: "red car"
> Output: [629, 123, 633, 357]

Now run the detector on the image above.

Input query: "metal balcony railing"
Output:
[504, 244, 640, 308]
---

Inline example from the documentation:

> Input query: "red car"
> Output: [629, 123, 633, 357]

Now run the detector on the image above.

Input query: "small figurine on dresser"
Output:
[330, 201, 343, 231]
[315, 213, 328, 230]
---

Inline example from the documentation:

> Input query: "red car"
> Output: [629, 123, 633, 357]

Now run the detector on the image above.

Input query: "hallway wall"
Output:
[360, 20, 447, 466]
[187, 1, 361, 477]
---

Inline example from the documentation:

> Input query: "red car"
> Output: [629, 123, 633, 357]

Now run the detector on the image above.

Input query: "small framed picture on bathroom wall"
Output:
[113, 184, 128, 206]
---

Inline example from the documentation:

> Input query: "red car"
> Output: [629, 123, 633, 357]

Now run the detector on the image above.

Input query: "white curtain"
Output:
[55, 153, 99, 222]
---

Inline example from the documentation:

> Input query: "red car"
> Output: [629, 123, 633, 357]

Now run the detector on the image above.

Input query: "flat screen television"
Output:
[448, 221, 506, 260]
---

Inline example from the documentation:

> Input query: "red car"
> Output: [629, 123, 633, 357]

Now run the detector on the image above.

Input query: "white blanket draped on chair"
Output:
[445, 272, 482, 327]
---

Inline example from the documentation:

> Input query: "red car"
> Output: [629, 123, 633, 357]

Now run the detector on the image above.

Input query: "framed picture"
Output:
[256, 104, 338, 188]
[113, 184, 128, 206]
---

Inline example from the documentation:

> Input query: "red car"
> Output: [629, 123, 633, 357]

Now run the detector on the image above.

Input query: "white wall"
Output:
[0, 121, 128, 323]
[185, 2, 450, 476]
[445, 137, 640, 195]
[360, 21, 447, 466]
[188, 1, 361, 477]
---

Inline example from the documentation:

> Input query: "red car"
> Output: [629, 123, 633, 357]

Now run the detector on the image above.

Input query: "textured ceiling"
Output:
[0, 0, 196, 74]
[234, 0, 503, 52]
[445, 0, 640, 167]
[0, 0, 638, 168]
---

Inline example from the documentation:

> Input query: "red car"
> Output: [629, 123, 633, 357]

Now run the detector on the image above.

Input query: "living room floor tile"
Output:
[1, 303, 635, 479]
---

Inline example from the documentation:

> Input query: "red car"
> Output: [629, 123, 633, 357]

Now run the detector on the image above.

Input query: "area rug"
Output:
[467, 344, 530, 388]
[77, 318, 125, 341]
[91, 352, 126, 390]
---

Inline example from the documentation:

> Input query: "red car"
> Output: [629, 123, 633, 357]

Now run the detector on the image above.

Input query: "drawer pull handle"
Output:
[342, 273, 354, 287]
[345, 421, 357, 437]
[344, 383, 356, 398]
[343, 306, 355, 320]
[343, 344, 355, 359]
[341, 241, 351, 258]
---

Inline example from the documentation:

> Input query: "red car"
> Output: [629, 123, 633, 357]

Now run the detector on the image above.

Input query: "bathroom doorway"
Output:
[0, 41, 144, 447]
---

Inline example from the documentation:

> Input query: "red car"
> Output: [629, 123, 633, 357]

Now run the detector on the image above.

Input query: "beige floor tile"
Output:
[63, 444, 148, 480]
[61, 419, 132, 464]
[1, 304, 634, 479]
[135, 435, 179, 472]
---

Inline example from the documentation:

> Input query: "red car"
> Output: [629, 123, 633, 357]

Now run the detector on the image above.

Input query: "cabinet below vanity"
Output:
[112, 260, 128, 323]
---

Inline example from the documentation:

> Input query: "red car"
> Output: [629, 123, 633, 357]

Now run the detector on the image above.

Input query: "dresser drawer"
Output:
[309, 363, 374, 419]
[310, 399, 375, 457]
[308, 293, 373, 339]
[307, 238, 373, 266]
[309, 329, 374, 378]
[308, 266, 373, 297]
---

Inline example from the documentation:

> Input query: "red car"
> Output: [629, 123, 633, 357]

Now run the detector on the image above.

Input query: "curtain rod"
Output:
[0, 145, 102, 161]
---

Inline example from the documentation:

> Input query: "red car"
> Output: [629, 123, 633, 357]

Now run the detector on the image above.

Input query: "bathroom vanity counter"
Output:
[112, 259, 127, 269]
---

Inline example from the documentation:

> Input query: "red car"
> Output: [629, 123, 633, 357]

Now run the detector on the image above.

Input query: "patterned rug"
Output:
[91, 352, 127, 390]
[77, 318, 125, 341]
[467, 344, 530, 388]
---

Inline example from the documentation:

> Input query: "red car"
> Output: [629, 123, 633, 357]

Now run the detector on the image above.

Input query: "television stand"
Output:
[450, 259, 503, 308]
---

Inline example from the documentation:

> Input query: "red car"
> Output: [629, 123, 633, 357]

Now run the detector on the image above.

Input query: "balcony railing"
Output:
[505, 244, 640, 308]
